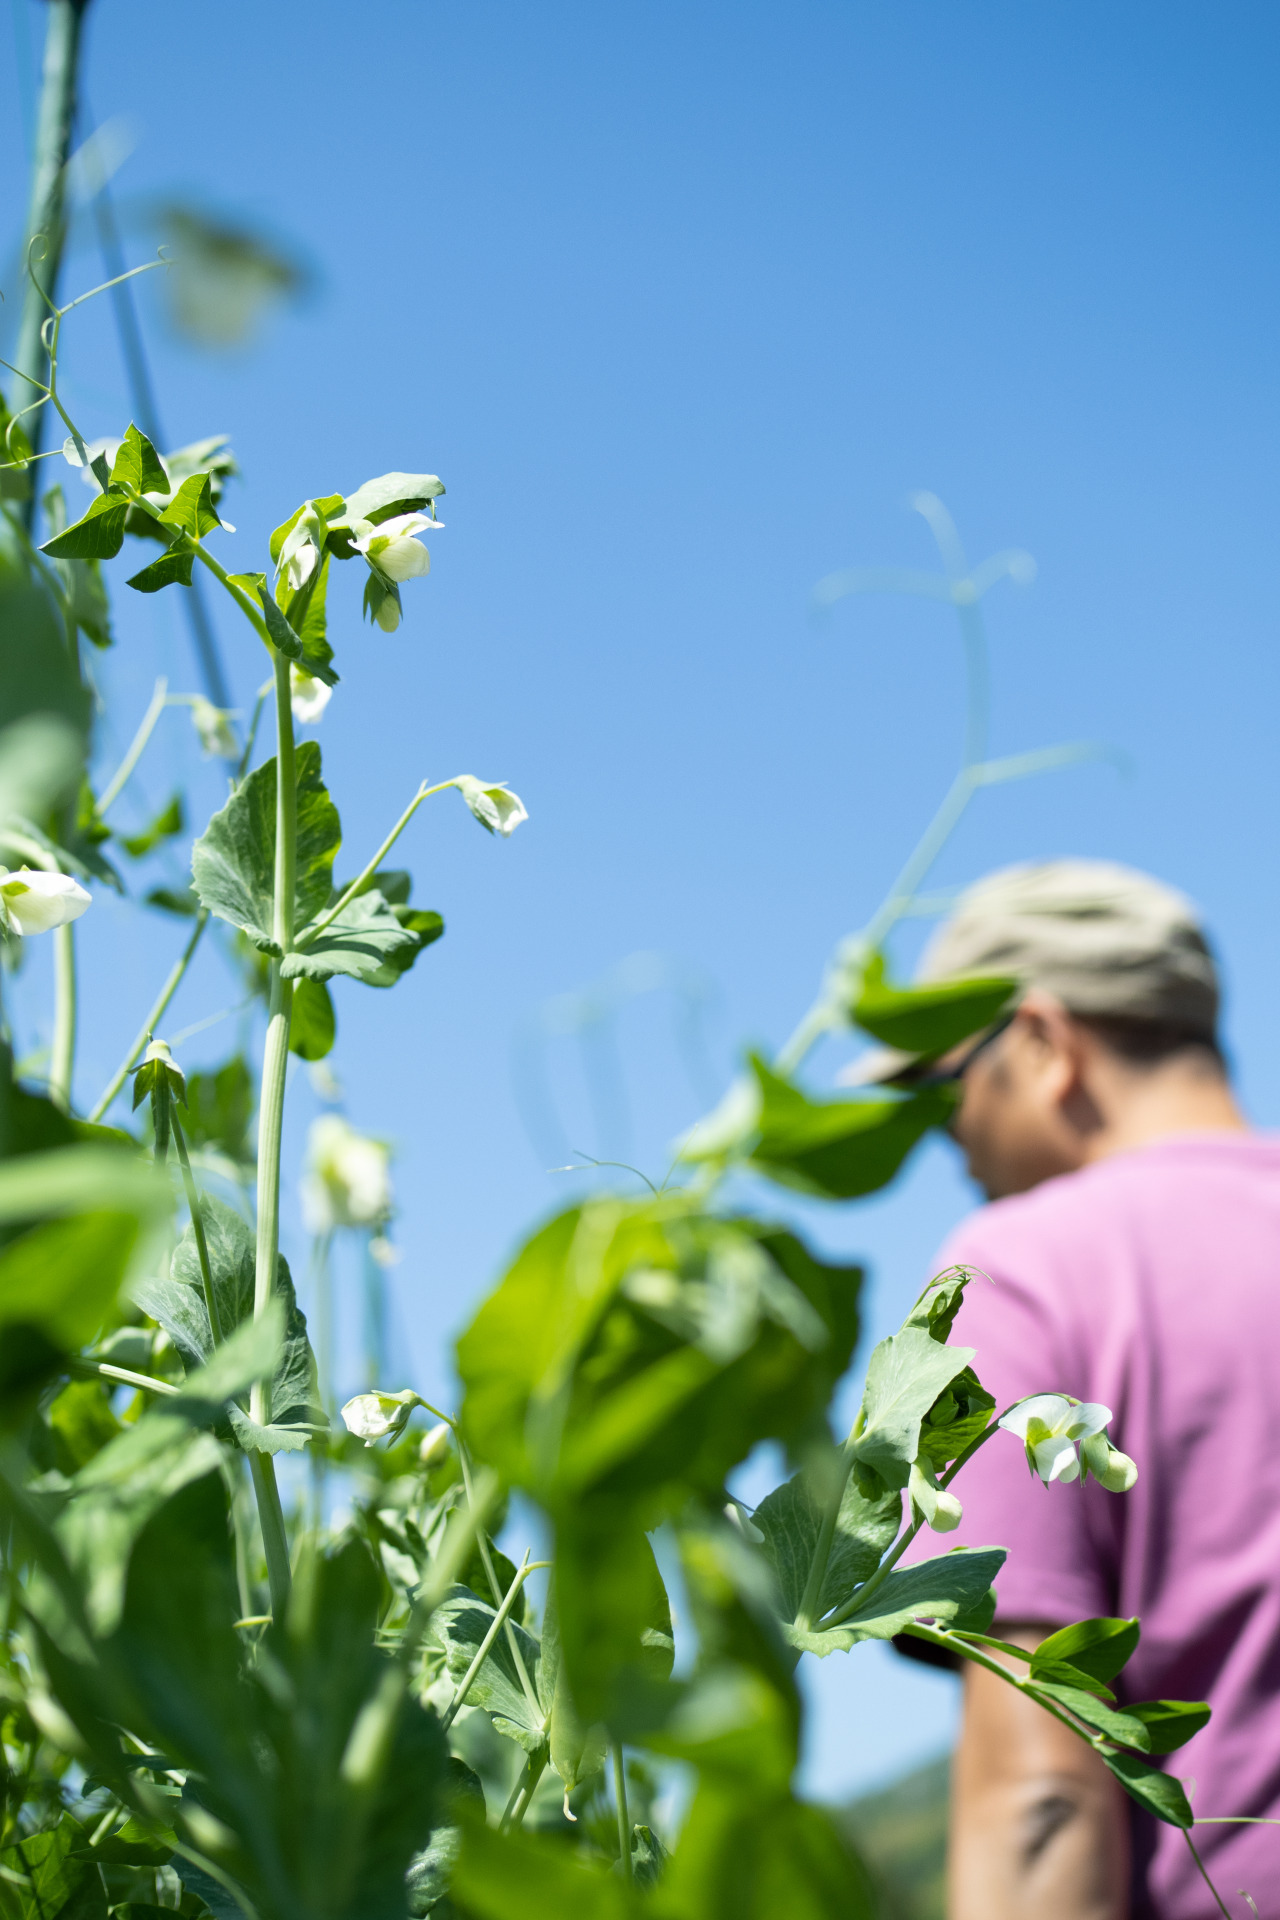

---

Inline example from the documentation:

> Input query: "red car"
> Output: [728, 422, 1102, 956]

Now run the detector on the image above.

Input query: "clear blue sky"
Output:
[5, 0, 1280, 1800]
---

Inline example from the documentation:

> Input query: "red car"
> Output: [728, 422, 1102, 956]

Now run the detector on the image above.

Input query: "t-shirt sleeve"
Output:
[914, 1218, 1112, 1629]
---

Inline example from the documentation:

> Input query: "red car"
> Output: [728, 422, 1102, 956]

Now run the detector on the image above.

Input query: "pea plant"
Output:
[0, 260, 1241, 1920]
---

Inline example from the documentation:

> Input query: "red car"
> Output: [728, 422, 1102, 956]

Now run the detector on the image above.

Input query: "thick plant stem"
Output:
[14, 0, 90, 500]
[49, 921, 75, 1111]
[248, 654, 298, 1614]
[612, 1742, 632, 1879]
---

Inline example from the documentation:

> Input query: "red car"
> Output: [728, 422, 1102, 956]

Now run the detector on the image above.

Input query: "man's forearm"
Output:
[949, 1627, 1130, 1920]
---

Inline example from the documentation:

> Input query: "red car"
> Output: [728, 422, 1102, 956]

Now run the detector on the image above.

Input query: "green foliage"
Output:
[157, 472, 223, 541]
[192, 742, 341, 954]
[290, 976, 337, 1060]
[793, 1551, 1007, 1656]
[183, 1056, 254, 1162]
[126, 542, 194, 594]
[40, 488, 129, 562]
[850, 954, 1017, 1060]
[133, 1195, 325, 1454]
[743, 1058, 954, 1201]
[109, 424, 171, 497]
[755, 1470, 901, 1623]
[120, 795, 185, 859]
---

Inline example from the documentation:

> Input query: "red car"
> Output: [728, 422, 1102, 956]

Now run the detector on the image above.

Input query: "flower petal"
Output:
[999, 1394, 1073, 1442]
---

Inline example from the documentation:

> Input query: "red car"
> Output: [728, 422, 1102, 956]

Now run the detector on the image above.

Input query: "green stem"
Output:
[49, 921, 75, 1111]
[13, 0, 90, 506]
[96, 678, 168, 816]
[248, 655, 297, 1615]
[441, 1554, 546, 1732]
[296, 779, 452, 948]
[88, 908, 209, 1122]
[456, 1439, 544, 1724]
[1181, 1834, 1234, 1920]
[67, 1357, 179, 1397]
[612, 1742, 632, 1879]
[501, 1749, 549, 1832]
[170, 1109, 223, 1343]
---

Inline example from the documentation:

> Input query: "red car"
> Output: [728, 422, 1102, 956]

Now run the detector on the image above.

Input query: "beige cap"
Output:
[844, 859, 1220, 1085]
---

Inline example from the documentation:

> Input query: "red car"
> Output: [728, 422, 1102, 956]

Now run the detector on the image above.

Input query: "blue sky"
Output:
[5, 0, 1280, 1799]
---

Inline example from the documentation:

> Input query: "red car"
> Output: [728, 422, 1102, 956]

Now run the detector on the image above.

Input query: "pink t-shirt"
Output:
[930, 1134, 1280, 1919]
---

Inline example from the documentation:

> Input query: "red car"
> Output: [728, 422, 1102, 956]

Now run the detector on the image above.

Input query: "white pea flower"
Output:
[452, 776, 529, 837]
[999, 1395, 1138, 1491]
[289, 665, 332, 725]
[352, 511, 437, 583]
[0, 866, 91, 936]
[908, 1460, 964, 1533]
[301, 1114, 393, 1233]
[341, 1388, 421, 1446]
[190, 696, 238, 759]
[276, 502, 329, 595]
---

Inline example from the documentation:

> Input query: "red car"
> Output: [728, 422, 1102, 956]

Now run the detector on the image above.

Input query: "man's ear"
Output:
[1015, 991, 1087, 1094]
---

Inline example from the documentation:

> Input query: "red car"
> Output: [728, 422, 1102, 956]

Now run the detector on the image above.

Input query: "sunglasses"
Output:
[900, 1014, 1016, 1090]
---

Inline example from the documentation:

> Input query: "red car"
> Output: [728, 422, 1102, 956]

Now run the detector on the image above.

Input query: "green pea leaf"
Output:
[191, 740, 341, 953]
[754, 1467, 901, 1624]
[334, 870, 444, 985]
[289, 975, 336, 1059]
[121, 794, 185, 859]
[851, 952, 1018, 1058]
[1124, 1698, 1212, 1755]
[126, 539, 195, 594]
[743, 1055, 954, 1201]
[1099, 1747, 1193, 1828]
[1029, 1617, 1140, 1691]
[157, 470, 222, 540]
[283, 890, 417, 985]
[851, 1327, 976, 1491]
[791, 1547, 1008, 1655]
[427, 1585, 547, 1754]
[109, 422, 169, 496]
[40, 486, 129, 560]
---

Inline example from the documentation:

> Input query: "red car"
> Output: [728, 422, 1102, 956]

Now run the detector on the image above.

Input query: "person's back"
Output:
[848, 858, 1276, 1916]
[940, 1134, 1280, 1915]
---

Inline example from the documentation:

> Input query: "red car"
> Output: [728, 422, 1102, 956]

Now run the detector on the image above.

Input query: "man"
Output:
[858, 860, 1280, 1920]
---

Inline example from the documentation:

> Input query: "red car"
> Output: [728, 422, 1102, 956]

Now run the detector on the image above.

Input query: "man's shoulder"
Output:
[940, 1132, 1280, 1278]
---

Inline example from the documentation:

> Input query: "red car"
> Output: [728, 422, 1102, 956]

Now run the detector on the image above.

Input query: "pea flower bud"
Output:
[419, 1420, 452, 1468]
[452, 776, 529, 837]
[131, 1036, 187, 1111]
[909, 1460, 964, 1532]
[999, 1394, 1138, 1491]
[301, 1114, 392, 1234]
[190, 697, 238, 760]
[289, 665, 332, 725]
[0, 866, 91, 936]
[341, 1388, 421, 1446]
[276, 501, 329, 595]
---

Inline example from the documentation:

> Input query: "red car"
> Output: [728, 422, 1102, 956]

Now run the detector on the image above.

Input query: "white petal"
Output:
[376, 536, 431, 583]
[1034, 1435, 1081, 1483]
[1063, 1401, 1113, 1441]
[290, 666, 332, 724]
[0, 868, 91, 935]
[340, 1394, 396, 1439]
[999, 1394, 1073, 1442]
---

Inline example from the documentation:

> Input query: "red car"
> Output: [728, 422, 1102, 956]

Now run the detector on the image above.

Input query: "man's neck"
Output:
[1078, 1057, 1248, 1166]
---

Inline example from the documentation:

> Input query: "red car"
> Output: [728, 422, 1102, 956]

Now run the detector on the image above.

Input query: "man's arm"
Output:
[949, 1625, 1130, 1920]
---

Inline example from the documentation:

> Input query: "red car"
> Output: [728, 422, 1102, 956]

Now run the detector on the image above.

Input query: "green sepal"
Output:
[130, 1044, 187, 1112]
[109, 423, 170, 497]
[39, 487, 129, 560]
[127, 540, 195, 593]
[157, 471, 222, 540]
[851, 952, 1018, 1059]
[268, 494, 344, 564]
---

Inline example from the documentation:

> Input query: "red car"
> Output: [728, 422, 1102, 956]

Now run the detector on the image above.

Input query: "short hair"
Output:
[1076, 1012, 1225, 1069]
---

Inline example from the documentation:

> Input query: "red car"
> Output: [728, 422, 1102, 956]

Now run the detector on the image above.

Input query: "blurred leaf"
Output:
[0, 386, 33, 499]
[42, 484, 113, 647]
[743, 1057, 954, 1202]
[121, 795, 184, 859]
[754, 1468, 900, 1624]
[192, 742, 340, 955]
[289, 977, 335, 1061]
[0, 579, 92, 746]
[48, 1378, 123, 1473]
[405, 1758, 484, 1916]
[850, 953, 1017, 1058]
[155, 202, 311, 348]
[654, 1784, 875, 1920]
[144, 884, 200, 917]
[453, 1815, 635, 1920]
[793, 1548, 1007, 1655]
[183, 1056, 253, 1163]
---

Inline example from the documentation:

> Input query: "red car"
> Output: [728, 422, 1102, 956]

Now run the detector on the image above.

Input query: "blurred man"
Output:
[856, 861, 1279, 1920]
